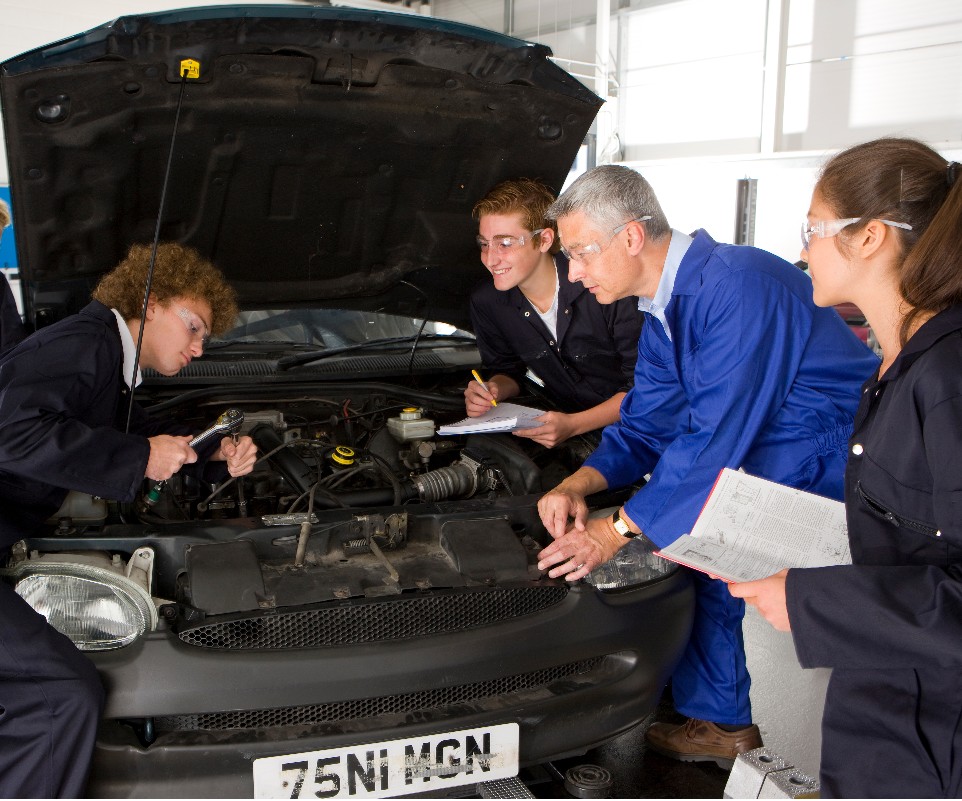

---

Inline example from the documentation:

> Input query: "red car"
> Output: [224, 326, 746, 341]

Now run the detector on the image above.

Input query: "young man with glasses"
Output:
[0, 241, 257, 798]
[535, 164, 879, 767]
[466, 177, 643, 448]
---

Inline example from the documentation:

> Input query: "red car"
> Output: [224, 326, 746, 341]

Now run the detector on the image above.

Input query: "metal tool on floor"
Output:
[562, 764, 613, 798]
[478, 776, 536, 798]
[724, 746, 819, 799]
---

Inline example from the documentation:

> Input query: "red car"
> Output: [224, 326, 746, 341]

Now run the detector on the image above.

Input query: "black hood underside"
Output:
[0, 5, 601, 330]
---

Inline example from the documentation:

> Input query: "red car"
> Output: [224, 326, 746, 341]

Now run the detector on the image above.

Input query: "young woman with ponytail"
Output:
[729, 138, 962, 797]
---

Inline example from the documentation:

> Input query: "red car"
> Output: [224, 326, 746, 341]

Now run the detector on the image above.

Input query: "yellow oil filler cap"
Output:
[330, 446, 356, 467]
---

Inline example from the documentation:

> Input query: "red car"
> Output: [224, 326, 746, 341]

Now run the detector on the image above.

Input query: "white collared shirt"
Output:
[111, 308, 143, 389]
[531, 267, 560, 339]
[638, 229, 694, 341]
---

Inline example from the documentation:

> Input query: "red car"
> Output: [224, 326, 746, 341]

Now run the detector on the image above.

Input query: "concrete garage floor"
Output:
[526, 695, 728, 799]
[523, 605, 829, 798]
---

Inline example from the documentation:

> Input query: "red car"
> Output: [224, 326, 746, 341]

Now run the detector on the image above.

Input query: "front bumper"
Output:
[87, 574, 693, 798]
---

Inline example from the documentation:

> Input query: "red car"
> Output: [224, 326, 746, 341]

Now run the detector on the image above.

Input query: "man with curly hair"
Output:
[0, 241, 257, 797]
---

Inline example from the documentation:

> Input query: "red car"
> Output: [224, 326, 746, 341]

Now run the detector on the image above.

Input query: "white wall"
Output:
[617, 0, 962, 160]
[433, 0, 599, 42]
[744, 605, 829, 778]
[783, 0, 962, 151]
[432, 0, 962, 160]
[619, 0, 769, 160]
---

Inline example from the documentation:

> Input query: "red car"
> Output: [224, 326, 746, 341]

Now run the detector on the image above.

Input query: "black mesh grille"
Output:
[154, 657, 603, 732]
[179, 586, 569, 650]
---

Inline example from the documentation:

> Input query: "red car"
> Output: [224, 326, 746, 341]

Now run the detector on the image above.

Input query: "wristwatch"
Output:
[611, 509, 638, 539]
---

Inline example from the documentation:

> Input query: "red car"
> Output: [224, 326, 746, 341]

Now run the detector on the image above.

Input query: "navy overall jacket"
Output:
[788, 304, 962, 797]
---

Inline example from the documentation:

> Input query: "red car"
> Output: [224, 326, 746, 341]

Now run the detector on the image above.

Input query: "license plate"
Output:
[252, 722, 520, 799]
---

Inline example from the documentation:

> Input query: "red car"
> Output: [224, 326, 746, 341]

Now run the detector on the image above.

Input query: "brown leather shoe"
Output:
[644, 717, 762, 769]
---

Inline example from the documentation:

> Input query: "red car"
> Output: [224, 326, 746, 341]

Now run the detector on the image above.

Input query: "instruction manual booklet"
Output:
[437, 402, 545, 435]
[655, 468, 851, 583]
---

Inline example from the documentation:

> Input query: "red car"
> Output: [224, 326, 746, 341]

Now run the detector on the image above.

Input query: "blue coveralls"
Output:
[585, 230, 880, 724]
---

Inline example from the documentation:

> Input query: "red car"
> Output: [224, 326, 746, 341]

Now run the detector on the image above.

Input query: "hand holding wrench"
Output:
[142, 408, 245, 507]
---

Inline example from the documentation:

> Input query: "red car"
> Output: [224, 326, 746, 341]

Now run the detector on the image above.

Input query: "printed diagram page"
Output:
[656, 468, 851, 582]
[438, 403, 545, 435]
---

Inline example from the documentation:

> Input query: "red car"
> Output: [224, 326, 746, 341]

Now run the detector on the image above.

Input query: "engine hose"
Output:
[367, 453, 404, 504]
[312, 462, 480, 508]
[323, 486, 418, 507]
[411, 463, 478, 503]
[249, 423, 316, 496]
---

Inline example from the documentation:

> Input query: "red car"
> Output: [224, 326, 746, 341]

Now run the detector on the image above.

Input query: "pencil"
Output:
[471, 369, 497, 406]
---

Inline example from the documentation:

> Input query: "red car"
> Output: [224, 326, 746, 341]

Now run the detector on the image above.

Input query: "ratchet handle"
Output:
[189, 408, 244, 448]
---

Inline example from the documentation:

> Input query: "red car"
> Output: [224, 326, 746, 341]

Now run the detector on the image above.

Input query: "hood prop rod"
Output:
[125, 66, 192, 432]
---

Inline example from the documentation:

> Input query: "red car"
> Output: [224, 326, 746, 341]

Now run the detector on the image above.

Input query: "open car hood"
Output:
[0, 4, 601, 331]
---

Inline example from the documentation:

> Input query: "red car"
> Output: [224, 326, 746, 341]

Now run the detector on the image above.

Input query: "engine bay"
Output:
[29, 386, 614, 617]
[139, 387, 592, 525]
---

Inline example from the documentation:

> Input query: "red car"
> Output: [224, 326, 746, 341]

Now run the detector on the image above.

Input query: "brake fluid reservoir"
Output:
[387, 407, 436, 442]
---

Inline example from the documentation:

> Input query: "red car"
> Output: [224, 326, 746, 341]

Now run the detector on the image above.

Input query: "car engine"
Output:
[30, 385, 616, 621]
[129, 388, 591, 526]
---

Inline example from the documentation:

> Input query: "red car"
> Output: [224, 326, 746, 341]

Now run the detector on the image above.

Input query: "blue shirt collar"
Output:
[638, 229, 693, 341]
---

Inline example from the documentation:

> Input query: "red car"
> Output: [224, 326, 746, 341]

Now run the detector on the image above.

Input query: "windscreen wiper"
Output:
[276, 333, 476, 370]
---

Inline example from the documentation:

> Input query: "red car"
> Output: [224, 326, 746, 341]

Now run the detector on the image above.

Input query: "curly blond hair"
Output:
[92, 242, 238, 334]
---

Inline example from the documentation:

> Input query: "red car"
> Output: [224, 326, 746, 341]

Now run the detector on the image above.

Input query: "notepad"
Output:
[655, 468, 851, 583]
[437, 402, 545, 435]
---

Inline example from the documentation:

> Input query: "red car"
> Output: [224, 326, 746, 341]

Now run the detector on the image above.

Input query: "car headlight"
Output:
[585, 537, 676, 591]
[8, 562, 157, 651]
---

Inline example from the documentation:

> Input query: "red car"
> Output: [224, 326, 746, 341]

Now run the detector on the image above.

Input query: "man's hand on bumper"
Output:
[537, 516, 625, 582]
